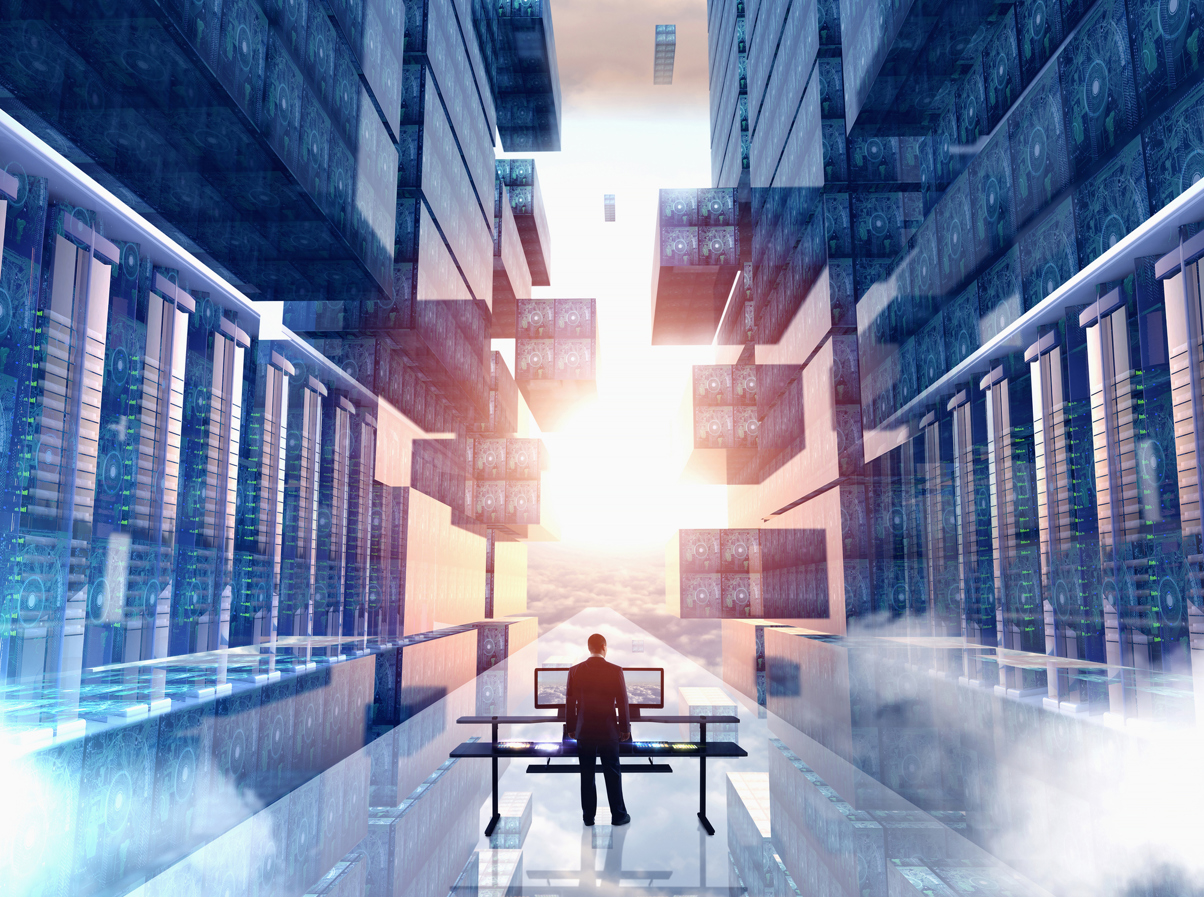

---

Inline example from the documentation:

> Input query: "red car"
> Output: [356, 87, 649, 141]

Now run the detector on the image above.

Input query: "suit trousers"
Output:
[577, 739, 627, 821]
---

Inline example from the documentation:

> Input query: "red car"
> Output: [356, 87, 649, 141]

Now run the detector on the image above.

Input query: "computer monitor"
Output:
[534, 667, 665, 711]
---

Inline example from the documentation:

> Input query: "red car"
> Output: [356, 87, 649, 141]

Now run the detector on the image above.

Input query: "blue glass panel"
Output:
[916, 310, 947, 393]
[934, 101, 966, 187]
[818, 0, 842, 45]
[852, 192, 904, 258]
[978, 247, 1022, 344]
[898, 335, 918, 408]
[299, 91, 333, 203]
[943, 280, 981, 367]
[908, 215, 941, 324]
[937, 175, 974, 295]
[773, 74, 823, 187]
[1126, 0, 1204, 116]
[217, 0, 269, 123]
[984, 9, 1022, 130]
[1073, 135, 1150, 267]
[1016, 0, 1066, 84]
[1008, 65, 1071, 226]
[819, 57, 845, 118]
[266, 0, 309, 58]
[956, 59, 988, 146]
[969, 130, 1017, 262]
[1142, 77, 1204, 211]
[1020, 198, 1078, 310]
[849, 134, 899, 183]
[73, 718, 158, 894]
[306, 0, 338, 106]
[1058, 0, 1139, 177]
[822, 119, 849, 182]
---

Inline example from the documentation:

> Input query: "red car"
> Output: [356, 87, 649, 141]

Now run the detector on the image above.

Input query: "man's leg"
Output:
[598, 741, 627, 818]
[579, 742, 598, 823]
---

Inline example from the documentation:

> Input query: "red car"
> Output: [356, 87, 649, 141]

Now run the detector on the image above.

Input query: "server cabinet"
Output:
[278, 374, 326, 639]
[1027, 313, 1104, 709]
[981, 359, 1047, 693]
[1082, 267, 1191, 720]
[231, 347, 293, 648]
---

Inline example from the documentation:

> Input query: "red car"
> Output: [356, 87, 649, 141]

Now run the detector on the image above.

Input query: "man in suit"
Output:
[565, 633, 631, 826]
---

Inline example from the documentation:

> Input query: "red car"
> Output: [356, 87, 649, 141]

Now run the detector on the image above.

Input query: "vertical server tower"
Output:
[662, 0, 1204, 720]
[0, 0, 587, 894]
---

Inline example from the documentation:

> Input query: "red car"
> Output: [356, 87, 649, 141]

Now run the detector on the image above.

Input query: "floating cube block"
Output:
[695, 405, 734, 448]
[555, 298, 595, 338]
[698, 187, 736, 224]
[473, 439, 507, 480]
[517, 298, 555, 338]
[489, 792, 533, 848]
[682, 573, 722, 617]
[727, 773, 774, 897]
[497, 161, 552, 282]
[660, 188, 698, 225]
[732, 364, 757, 404]
[654, 24, 676, 85]
[505, 481, 540, 525]
[303, 854, 366, 897]
[721, 620, 794, 707]
[680, 530, 723, 573]
[733, 406, 760, 447]
[475, 849, 523, 897]
[515, 339, 555, 379]
[695, 364, 733, 405]
[505, 438, 545, 480]
[652, 188, 744, 345]
[721, 529, 761, 573]
[515, 325, 599, 430]
[554, 338, 595, 380]
[472, 481, 507, 524]
[678, 686, 738, 740]
[721, 573, 759, 616]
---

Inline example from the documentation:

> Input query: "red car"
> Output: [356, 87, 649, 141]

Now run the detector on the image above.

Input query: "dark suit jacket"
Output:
[565, 656, 631, 743]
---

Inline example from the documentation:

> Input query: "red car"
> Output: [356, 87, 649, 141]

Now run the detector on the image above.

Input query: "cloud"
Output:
[525, 543, 725, 672]
[549, 0, 710, 110]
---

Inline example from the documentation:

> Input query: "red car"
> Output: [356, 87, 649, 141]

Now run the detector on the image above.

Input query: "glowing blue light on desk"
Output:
[535, 743, 560, 751]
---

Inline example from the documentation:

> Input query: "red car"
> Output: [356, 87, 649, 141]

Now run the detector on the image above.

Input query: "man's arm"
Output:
[615, 668, 631, 739]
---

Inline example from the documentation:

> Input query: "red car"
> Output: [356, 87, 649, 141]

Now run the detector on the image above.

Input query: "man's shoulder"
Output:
[569, 656, 621, 674]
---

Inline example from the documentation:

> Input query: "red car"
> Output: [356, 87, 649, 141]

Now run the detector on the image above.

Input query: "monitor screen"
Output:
[534, 667, 665, 708]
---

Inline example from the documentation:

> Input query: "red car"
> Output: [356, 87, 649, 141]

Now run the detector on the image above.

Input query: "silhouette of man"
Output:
[565, 633, 631, 827]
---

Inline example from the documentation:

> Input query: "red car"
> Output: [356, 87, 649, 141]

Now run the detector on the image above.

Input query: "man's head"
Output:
[587, 633, 607, 657]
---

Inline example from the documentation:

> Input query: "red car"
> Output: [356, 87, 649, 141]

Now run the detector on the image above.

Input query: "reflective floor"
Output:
[6, 607, 1204, 897]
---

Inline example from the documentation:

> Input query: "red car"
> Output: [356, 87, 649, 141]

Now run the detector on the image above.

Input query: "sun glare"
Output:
[538, 389, 728, 549]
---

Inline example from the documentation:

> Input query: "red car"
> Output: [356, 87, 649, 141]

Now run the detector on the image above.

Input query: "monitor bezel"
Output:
[533, 666, 666, 709]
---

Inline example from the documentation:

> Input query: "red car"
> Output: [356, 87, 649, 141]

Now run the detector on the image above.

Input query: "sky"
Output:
[496, 0, 730, 567]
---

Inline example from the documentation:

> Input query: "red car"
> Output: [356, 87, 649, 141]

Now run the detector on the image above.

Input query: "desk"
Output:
[452, 714, 745, 836]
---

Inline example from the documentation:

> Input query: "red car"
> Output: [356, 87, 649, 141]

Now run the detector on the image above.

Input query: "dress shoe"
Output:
[584, 818, 595, 826]
[611, 812, 631, 826]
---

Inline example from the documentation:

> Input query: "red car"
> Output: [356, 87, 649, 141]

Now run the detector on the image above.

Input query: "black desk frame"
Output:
[454, 714, 743, 837]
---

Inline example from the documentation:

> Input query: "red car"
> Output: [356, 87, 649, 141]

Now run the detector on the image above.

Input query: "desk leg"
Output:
[485, 756, 501, 837]
[697, 756, 715, 836]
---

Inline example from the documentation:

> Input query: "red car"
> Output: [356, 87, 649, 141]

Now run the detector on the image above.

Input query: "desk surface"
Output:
[450, 740, 748, 759]
[456, 715, 741, 725]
